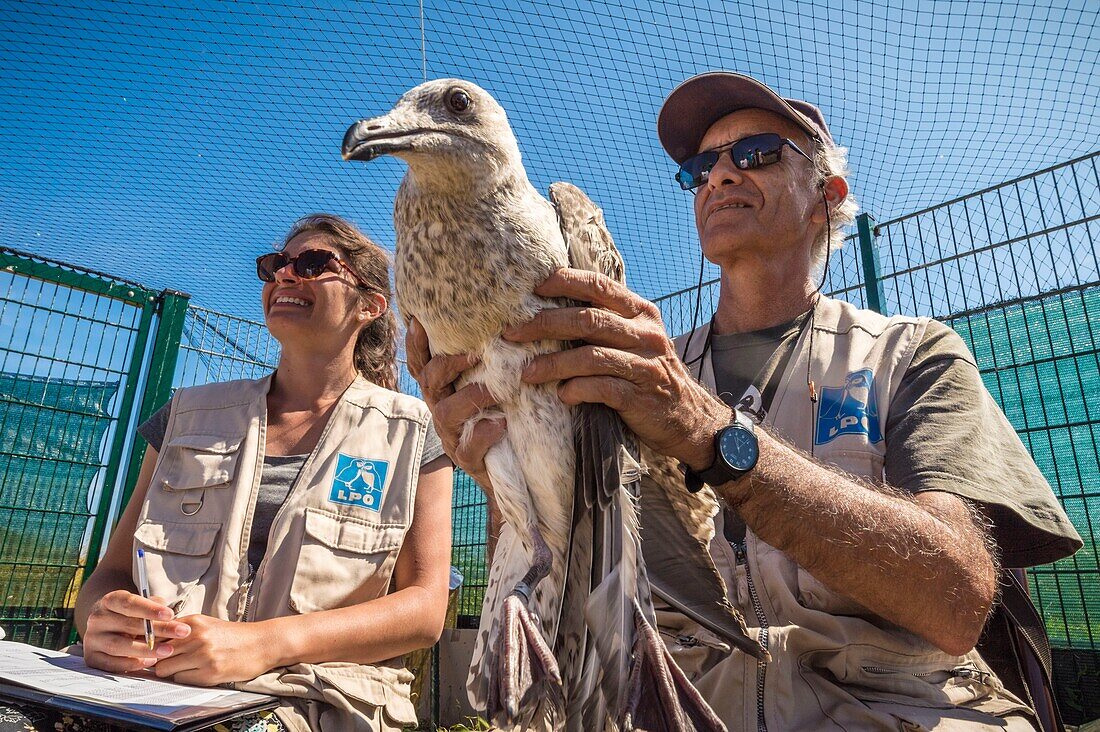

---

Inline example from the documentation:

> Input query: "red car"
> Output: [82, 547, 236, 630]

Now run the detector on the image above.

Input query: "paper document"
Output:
[0, 643, 233, 707]
[0, 641, 278, 730]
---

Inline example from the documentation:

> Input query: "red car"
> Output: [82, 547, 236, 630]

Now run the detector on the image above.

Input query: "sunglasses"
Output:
[675, 133, 814, 191]
[255, 249, 369, 288]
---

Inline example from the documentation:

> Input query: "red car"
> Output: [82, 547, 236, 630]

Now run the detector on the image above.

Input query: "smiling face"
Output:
[262, 232, 372, 354]
[692, 108, 822, 275]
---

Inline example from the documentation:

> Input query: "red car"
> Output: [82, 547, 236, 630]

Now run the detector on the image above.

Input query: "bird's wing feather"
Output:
[549, 181, 625, 285]
[639, 444, 719, 546]
[549, 180, 642, 726]
[639, 446, 764, 660]
[550, 179, 757, 660]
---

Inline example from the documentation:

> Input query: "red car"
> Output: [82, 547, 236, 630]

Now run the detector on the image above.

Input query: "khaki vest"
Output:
[133, 375, 431, 732]
[660, 297, 1035, 731]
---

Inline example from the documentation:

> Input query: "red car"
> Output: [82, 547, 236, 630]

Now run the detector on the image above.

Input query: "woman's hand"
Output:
[405, 318, 506, 492]
[153, 614, 276, 685]
[82, 590, 192, 673]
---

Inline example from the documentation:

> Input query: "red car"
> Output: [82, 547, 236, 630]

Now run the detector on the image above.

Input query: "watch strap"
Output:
[682, 409, 756, 492]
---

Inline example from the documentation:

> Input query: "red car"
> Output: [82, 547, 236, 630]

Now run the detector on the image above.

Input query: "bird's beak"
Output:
[342, 113, 418, 162]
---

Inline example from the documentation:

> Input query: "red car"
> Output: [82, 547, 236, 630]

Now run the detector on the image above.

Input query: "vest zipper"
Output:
[657, 629, 703, 648]
[862, 666, 937, 676]
[734, 540, 769, 732]
[241, 563, 257, 621]
[241, 506, 284, 622]
[862, 666, 991, 683]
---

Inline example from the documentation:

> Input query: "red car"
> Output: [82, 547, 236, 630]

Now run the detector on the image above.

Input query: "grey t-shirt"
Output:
[708, 312, 1081, 565]
[251, 454, 306, 571]
[138, 398, 448, 570]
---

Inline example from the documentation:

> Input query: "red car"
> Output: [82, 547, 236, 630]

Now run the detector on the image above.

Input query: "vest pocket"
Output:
[653, 604, 730, 682]
[133, 519, 220, 615]
[818, 447, 885, 480]
[288, 508, 406, 614]
[310, 663, 418, 726]
[158, 433, 244, 492]
[797, 645, 1034, 721]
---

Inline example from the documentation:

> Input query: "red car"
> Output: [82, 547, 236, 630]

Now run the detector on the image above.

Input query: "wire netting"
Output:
[2, 1, 1097, 321]
[3, 0, 1099, 721]
[0, 247, 153, 646]
[174, 307, 281, 390]
[872, 152, 1100, 659]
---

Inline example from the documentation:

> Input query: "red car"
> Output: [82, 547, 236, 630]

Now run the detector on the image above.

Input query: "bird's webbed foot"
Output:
[623, 602, 727, 732]
[485, 590, 565, 731]
[485, 527, 564, 731]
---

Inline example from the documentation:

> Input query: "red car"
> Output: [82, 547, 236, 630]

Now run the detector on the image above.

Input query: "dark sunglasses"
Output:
[255, 249, 369, 288]
[675, 133, 814, 191]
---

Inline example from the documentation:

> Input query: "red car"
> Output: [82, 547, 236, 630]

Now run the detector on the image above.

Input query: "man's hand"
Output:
[405, 318, 506, 492]
[498, 269, 997, 655]
[502, 268, 729, 470]
[153, 615, 274, 685]
[82, 590, 192, 673]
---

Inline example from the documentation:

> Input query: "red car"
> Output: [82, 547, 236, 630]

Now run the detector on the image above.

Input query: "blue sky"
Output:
[1, 0, 1097, 322]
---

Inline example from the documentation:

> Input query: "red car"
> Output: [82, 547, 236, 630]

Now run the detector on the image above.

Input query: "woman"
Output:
[69, 214, 452, 731]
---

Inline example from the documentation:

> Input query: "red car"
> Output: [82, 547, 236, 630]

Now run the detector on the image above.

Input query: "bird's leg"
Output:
[623, 601, 727, 732]
[512, 520, 553, 603]
[490, 523, 564, 729]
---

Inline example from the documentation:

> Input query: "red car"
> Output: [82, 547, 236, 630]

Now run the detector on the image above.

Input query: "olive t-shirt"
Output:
[708, 311, 1081, 565]
[138, 399, 447, 571]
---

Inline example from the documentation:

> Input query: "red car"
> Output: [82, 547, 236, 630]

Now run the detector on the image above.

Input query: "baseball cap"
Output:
[658, 71, 834, 164]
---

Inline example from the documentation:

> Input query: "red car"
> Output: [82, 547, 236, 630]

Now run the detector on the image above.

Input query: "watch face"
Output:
[719, 424, 759, 472]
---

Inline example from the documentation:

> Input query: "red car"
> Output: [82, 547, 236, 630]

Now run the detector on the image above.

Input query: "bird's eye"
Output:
[448, 89, 471, 113]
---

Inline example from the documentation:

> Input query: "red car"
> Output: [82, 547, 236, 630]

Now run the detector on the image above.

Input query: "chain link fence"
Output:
[0, 247, 185, 646]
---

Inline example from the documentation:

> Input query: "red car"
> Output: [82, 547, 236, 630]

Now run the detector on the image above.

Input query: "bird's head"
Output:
[342, 79, 524, 190]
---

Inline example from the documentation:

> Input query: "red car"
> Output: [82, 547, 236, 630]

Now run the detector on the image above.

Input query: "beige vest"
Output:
[660, 297, 1034, 731]
[133, 375, 431, 732]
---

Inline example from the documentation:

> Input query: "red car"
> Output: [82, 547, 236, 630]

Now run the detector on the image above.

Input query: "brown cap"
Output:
[658, 71, 834, 163]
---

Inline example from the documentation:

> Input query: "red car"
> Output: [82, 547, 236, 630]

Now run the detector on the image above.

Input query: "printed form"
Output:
[0, 643, 232, 708]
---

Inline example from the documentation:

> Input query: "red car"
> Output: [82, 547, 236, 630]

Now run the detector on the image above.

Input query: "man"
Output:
[408, 72, 1082, 730]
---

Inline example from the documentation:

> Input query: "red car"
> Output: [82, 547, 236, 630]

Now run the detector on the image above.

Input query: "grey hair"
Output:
[809, 139, 859, 274]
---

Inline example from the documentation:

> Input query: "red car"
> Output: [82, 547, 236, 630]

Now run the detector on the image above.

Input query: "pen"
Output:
[135, 548, 155, 652]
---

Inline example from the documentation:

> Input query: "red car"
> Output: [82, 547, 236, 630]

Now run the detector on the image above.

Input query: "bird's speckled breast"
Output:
[393, 179, 569, 356]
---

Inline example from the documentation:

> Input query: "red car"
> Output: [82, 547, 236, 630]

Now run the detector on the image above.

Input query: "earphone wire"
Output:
[679, 229, 710, 370]
[807, 181, 834, 457]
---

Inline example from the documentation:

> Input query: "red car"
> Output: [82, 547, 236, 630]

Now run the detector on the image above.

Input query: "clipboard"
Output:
[0, 641, 279, 731]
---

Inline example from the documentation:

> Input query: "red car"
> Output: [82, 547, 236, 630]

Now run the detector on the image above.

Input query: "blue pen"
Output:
[135, 548, 155, 651]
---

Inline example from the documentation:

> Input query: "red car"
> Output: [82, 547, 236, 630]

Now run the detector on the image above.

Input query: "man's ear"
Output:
[813, 175, 849, 223]
[358, 292, 388, 323]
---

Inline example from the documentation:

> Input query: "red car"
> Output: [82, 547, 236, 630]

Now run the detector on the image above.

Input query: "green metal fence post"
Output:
[80, 297, 158, 581]
[116, 290, 191, 514]
[856, 213, 887, 315]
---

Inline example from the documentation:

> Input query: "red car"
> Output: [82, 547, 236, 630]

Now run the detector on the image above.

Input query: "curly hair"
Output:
[281, 213, 399, 391]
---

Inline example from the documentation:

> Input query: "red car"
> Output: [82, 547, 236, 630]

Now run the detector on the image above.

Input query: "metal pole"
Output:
[117, 290, 191, 514]
[81, 297, 158, 580]
[856, 213, 887, 315]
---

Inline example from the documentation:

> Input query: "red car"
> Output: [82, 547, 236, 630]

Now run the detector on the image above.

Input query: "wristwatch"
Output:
[683, 408, 759, 493]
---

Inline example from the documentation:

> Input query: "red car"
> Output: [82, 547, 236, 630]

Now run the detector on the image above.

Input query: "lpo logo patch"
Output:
[815, 368, 883, 445]
[329, 454, 389, 511]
